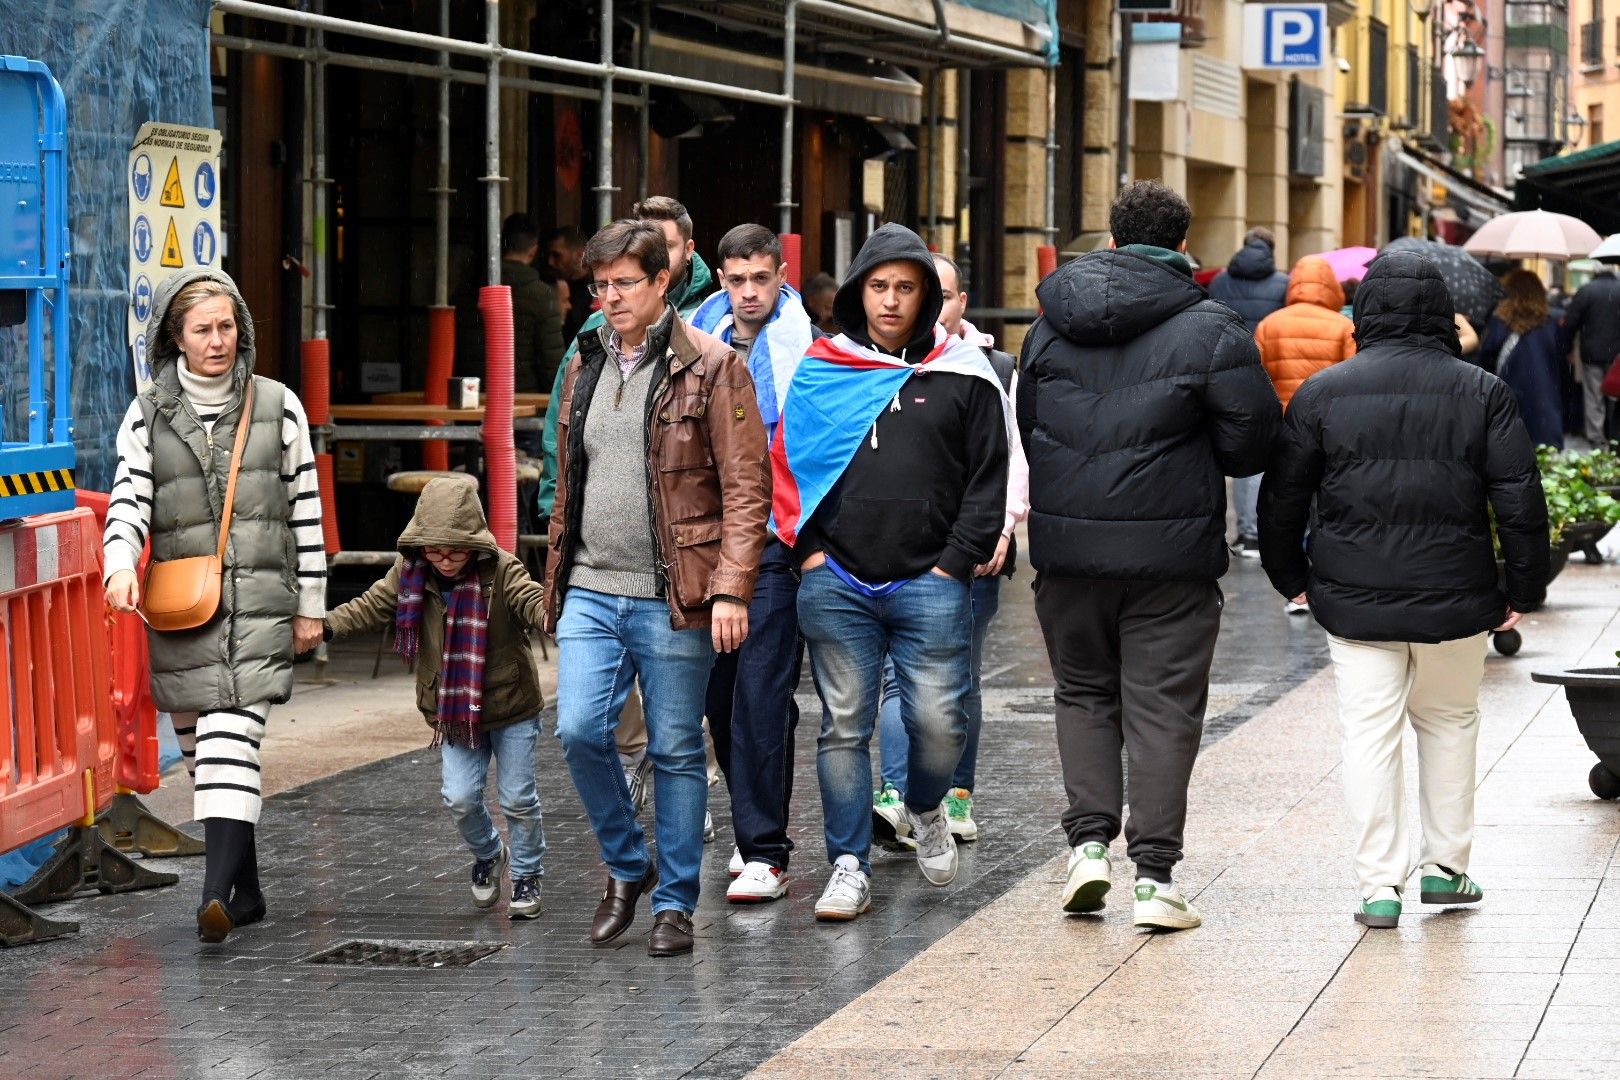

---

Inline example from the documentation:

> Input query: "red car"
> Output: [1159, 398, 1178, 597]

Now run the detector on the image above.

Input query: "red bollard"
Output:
[479, 286, 518, 553]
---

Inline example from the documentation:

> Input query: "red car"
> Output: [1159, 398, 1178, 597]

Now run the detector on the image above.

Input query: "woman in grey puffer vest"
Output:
[103, 268, 327, 944]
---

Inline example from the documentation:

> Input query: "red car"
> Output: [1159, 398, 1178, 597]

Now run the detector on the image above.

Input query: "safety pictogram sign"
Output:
[159, 156, 185, 207]
[127, 122, 221, 390]
[160, 218, 184, 268]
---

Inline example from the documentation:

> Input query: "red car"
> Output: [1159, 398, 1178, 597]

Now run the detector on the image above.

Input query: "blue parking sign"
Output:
[1242, 4, 1327, 69]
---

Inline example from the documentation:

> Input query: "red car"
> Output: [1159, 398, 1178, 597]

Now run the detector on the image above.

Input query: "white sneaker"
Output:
[703, 810, 716, 843]
[905, 802, 958, 887]
[727, 846, 745, 878]
[814, 854, 871, 921]
[1061, 842, 1111, 913]
[727, 861, 790, 903]
[469, 841, 508, 909]
[1132, 879, 1201, 931]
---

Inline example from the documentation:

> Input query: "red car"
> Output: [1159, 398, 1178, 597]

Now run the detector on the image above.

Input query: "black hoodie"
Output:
[1017, 247, 1279, 581]
[795, 224, 1008, 581]
[1207, 239, 1290, 333]
[1258, 252, 1549, 642]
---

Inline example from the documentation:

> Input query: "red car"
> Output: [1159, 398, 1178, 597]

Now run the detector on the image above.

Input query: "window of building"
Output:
[1591, 103, 1605, 145]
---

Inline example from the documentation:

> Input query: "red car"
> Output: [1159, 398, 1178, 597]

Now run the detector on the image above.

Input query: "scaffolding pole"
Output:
[434, 0, 451, 308]
[778, 0, 798, 235]
[212, 0, 794, 108]
[638, 0, 651, 201]
[311, 4, 328, 340]
[1045, 65, 1058, 247]
[596, 0, 616, 226]
[485, 0, 502, 285]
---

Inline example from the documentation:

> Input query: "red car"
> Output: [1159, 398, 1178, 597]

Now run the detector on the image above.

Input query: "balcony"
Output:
[1581, 21, 1604, 68]
[1369, 19, 1388, 117]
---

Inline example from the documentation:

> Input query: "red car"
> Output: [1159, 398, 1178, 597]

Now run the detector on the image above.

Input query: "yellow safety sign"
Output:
[160, 156, 185, 208]
[160, 218, 184, 268]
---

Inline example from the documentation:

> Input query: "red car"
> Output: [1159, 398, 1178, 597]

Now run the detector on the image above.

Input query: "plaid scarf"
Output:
[394, 556, 489, 748]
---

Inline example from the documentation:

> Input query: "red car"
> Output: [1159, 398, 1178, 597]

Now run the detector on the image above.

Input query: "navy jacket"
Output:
[1206, 240, 1290, 333]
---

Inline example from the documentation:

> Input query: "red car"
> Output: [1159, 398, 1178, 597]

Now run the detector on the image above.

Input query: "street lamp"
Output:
[1567, 110, 1588, 146]
[1450, 37, 1485, 87]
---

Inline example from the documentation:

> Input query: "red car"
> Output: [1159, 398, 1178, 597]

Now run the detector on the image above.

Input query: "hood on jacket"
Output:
[1285, 256, 1345, 312]
[1035, 248, 1208, 347]
[398, 476, 501, 558]
[832, 223, 943, 355]
[670, 250, 715, 313]
[1353, 251, 1461, 355]
[147, 267, 257, 388]
[1226, 238, 1279, 281]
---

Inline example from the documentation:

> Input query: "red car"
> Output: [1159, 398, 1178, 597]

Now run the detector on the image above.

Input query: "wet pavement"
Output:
[0, 550, 1334, 1080]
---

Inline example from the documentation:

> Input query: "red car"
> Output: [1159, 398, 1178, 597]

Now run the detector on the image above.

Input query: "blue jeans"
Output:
[879, 574, 1002, 794]
[554, 588, 715, 916]
[440, 716, 547, 879]
[706, 540, 802, 870]
[798, 566, 972, 875]
[1232, 473, 1261, 540]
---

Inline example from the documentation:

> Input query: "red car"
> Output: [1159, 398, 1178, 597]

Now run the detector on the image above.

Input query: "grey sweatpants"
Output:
[1583, 361, 1610, 446]
[1034, 576, 1223, 881]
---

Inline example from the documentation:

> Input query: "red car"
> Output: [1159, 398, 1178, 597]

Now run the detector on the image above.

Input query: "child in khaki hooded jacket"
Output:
[326, 476, 548, 917]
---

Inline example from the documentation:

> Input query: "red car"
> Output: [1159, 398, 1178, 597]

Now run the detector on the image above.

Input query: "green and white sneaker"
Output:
[945, 787, 978, 842]
[872, 783, 915, 850]
[1132, 879, 1201, 931]
[1061, 843, 1111, 913]
[1355, 886, 1402, 928]
[1419, 865, 1483, 906]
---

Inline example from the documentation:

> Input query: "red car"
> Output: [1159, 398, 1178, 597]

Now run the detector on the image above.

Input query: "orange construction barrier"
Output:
[0, 507, 179, 946]
[479, 286, 518, 553]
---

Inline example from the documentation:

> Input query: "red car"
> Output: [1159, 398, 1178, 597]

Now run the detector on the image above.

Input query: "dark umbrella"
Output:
[1378, 237, 1503, 331]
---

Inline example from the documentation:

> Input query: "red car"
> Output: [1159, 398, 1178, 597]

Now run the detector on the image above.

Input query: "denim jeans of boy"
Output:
[798, 566, 972, 875]
[879, 573, 1002, 794]
[706, 540, 802, 870]
[440, 715, 546, 879]
[555, 588, 714, 915]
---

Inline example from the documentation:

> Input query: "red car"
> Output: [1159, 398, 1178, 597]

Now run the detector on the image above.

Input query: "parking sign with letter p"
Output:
[1242, 4, 1328, 70]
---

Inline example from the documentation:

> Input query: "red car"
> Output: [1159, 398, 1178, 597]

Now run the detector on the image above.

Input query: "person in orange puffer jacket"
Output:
[1255, 255, 1358, 411]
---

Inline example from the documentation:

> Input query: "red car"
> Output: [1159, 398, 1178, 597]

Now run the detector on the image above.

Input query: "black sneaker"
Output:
[509, 875, 542, 919]
[1230, 536, 1261, 559]
[470, 842, 508, 909]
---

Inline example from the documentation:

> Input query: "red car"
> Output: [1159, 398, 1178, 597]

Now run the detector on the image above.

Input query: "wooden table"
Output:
[369, 391, 551, 410]
[328, 403, 541, 442]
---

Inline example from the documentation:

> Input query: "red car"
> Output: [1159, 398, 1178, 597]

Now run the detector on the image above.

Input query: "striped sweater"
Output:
[103, 364, 327, 618]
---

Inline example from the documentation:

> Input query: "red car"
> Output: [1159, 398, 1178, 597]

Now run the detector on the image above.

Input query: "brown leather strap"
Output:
[215, 378, 255, 563]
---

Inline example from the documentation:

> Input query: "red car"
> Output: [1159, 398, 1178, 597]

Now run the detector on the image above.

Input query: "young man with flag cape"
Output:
[773, 222, 1011, 921]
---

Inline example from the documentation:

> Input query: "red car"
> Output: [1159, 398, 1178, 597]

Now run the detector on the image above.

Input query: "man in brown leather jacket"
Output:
[544, 218, 769, 958]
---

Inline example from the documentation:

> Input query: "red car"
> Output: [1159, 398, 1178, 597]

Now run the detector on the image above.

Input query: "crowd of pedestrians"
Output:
[107, 180, 1565, 955]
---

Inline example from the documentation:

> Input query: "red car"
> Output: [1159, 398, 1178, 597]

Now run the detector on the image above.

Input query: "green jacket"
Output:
[503, 258, 566, 394]
[139, 268, 302, 713]
[326, 477, 547, 734]
[537, 252, 715, 517]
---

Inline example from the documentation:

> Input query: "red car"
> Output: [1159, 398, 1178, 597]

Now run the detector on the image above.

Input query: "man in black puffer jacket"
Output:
[1258, 251, 1548, 932]
[1208, 227, 1291, 557]
[1018, 181, 1279, 931]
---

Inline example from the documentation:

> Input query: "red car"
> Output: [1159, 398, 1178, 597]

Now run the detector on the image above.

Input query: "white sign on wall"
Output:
[128, 122, 223, 389]
[1241, 4, 1329, 70]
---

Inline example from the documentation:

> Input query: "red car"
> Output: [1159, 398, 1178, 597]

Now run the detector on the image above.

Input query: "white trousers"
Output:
[1327, 633, 1488, 897]
[174, 703, 271, 823]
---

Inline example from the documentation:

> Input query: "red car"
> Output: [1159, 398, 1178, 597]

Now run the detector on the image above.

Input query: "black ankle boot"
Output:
[199, 819, 251, 941]
[227, 824, 266, 926]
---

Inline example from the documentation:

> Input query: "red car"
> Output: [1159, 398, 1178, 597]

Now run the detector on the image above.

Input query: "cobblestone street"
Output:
[4, 555, 1619, 1080]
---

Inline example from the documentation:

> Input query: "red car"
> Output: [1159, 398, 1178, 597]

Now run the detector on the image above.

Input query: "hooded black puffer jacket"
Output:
[1257, 252, 1550, 643]
[1017, 247, 1280, 581]
[1207, 239, 1291, 333]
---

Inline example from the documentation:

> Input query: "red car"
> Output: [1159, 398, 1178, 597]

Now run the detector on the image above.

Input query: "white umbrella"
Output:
[1463, 209, 1604, 260]
[1591, 233, 1620, 263]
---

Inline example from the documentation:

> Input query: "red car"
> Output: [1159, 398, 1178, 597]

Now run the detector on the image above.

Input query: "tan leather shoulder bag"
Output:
[140, 378, 255, 632]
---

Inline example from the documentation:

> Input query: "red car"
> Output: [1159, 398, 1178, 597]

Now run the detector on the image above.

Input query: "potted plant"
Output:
[1538, 446, 1620, 562]
[1532, 655, 1620, 799]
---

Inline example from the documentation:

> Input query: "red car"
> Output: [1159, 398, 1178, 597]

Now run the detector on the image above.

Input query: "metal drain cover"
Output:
[306, 939, 506, 968]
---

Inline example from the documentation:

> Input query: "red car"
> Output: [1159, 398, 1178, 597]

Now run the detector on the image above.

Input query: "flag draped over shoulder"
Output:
[770, 325, 1013, 547]
[689, 283, 813, 434]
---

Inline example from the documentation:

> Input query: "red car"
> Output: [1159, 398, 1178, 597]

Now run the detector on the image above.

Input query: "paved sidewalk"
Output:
[756, 561, 1620, 1080]
[1, 557, 1615, 1079]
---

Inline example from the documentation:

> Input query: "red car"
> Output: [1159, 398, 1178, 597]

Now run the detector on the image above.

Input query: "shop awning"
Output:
[649, 32, 922, 124]
[1391, 146, 1513, 220]
[1515, 140, 1620, 236]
